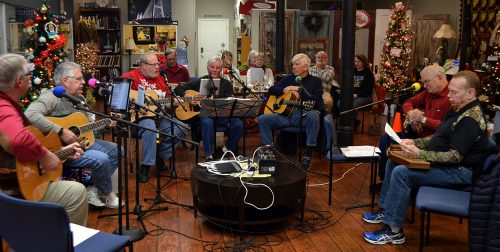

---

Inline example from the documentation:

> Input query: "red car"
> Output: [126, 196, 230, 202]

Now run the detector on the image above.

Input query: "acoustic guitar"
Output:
[175, 90, 205, 121]
[1, 127, 79, 201]
[264, 92, 315, 116]
[129, 89, 172, 121]
[47, 112, 110, 149]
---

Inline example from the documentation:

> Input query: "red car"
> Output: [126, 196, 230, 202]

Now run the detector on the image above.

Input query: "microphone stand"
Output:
[70, 104, 197, 237]
[229, 71, 276, 114]
[296, 78, 312, 164]
[207, 77, 218, 99]
[339, 91, 411, 127]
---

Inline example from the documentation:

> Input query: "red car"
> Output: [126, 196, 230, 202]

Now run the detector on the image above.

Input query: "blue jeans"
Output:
[258, 109, 320, 147]
[378, 132, 406, 180]
[64, 139, 118, 194]
[353, 96, 372, 121]
[137, 117, 188, 166]
[379, 159, 472, 228]
[199, 117, 243, 156]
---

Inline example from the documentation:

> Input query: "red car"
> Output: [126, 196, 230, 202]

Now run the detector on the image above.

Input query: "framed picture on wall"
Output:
[296, 38, 329, 62]
[132, 26, 155, 44]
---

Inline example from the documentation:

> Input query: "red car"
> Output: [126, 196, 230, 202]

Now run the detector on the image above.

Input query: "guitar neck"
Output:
[156, 98, 172, 106]
[79, 119, 111, 133]
[54, 148, 76, 161]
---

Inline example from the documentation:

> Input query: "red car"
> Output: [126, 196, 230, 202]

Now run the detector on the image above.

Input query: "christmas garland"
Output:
[303, 12, 324, 33]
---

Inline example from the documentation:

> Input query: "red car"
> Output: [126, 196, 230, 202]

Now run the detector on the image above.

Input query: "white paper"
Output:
[340, 145, 380, 157]
[70, 223, 99, 247]
[385, 123, 402, 144]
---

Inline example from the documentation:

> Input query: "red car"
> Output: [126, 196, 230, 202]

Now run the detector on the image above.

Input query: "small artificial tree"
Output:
[378, 2, 413, 94]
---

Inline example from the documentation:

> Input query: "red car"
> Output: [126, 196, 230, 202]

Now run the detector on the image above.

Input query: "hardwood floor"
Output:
[87, 122, 469, 252]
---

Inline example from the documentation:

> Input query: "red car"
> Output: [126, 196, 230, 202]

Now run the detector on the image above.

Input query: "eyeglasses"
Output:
[422, 75, 437, 85]
[67, 76, 85, 81]
[143, 62, 161, 67]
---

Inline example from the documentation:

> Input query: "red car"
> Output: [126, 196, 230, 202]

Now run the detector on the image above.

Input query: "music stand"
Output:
[200, 98, 263, 156]
[107, 78, 146, 241]
[200, 98, 262, 118]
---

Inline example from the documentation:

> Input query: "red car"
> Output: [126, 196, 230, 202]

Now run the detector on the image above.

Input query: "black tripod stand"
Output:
[72, 105, 146, 242]
[128, 101, 194, 222]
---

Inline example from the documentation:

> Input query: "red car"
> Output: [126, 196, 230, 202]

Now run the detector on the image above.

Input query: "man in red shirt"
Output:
[122, 52, 187, 182]
[0, 53, 87, 225]
[378, 64, 451, 179]
[159, 48, 190, 85]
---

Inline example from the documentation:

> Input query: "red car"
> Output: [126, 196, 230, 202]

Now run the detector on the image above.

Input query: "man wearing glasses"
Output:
[122, 51, 187, 183]
[25, 61, 121, 209]
[377, 64, 451, 184]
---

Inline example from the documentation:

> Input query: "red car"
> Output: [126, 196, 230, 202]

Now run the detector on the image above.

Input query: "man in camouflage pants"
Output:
[362, 70, 489, 245]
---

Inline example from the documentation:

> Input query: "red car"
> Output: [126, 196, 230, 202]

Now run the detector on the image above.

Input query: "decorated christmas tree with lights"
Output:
[20, 0, 67, 109]
[378, 2, 413, 94]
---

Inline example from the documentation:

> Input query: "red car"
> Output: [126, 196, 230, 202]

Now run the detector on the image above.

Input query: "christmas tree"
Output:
[20, 0, 67, 109]
[379, 2, 413, 94]
[480, 45, 500, 107]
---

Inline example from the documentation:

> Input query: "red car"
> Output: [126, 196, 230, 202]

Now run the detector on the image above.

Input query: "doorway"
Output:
[197, 18, 229, 76]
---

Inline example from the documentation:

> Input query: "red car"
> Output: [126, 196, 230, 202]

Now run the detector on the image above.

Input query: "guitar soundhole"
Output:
[69, 126, 80, 136]
[273, 103, 280, 110]
[193, 105, 201, 112]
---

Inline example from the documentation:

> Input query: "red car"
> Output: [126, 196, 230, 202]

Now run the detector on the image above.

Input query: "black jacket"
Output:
[469, 153, 500, 251]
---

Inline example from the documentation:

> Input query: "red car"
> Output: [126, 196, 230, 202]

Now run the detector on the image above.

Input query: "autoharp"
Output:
[388, 145, 431, 170]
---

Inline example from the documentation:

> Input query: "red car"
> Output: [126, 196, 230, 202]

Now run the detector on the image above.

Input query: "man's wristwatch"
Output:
[421, 117, 427, 125]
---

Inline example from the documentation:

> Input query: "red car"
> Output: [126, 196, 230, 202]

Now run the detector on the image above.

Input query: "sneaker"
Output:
[205, 155, 213, 162]
[87, 186, 105, 208]
[363, 210, 385, 224]
[300, 153, 312, 171]
[364, 225, 405, 245]
[101, 191, 123, 209]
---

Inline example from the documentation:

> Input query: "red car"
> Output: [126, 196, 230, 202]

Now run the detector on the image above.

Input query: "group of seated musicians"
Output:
[0, 48, 492, 249]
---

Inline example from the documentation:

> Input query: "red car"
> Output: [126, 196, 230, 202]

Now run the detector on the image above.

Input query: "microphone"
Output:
[295, 76, 302, 84]
[223, 67, 234, 75]
[88, 78, 112, 88]
[160, 71, 169, 83]
[399, 82, 421, 93]
[53, 86, 87, 107]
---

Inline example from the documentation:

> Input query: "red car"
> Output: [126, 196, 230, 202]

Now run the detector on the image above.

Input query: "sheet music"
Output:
[249, 67, 265, 86]
[137, 85, 145, 106]
[70, 223, 99, 246]
[340, 145, 380, 157]
[385, 123, 402, 144]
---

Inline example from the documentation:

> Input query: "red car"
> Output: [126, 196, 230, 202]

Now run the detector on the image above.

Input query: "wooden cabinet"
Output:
[76, 7, 121, 81]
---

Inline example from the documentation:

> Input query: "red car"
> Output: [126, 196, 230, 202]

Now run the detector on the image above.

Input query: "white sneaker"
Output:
[87, 186, 105, 208]
[101, 191, 123, 209]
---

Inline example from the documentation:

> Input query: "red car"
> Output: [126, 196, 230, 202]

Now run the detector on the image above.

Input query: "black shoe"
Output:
[300, 153, 312, 171]
[213, 146, 224, 160]
[140, 165, 150, 183]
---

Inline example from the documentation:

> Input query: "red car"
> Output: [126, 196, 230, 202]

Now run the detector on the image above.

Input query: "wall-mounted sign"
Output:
[356, 10, 370, 28]
[239, 0, 276, 15]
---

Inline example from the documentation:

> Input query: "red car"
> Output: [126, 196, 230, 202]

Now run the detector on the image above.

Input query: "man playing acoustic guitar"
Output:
[122, 51, 188, 183]
[0, 54, 87, 225]
[175, 57, 244, 161]
[258, 53, 324, 171]
[25, 62, 121, 209]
